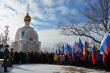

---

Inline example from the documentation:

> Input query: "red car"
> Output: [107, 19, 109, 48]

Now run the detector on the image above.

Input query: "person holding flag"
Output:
[62, 45, 65, 54]
[58, 45, 60, 54]
[96, 50, 102, 70]
[64, 45, 66, 55]
[78, 38, 84, 67]
[79, 38, 83, 60]
[83, 41, 89, 59]
[83, 41, 89, 67]
[88, 51, 92, 68]
[66, 43, 70, 57]
[92, 46, 96, 68]
[72, 46, 75, 65]
[100, 32, 110, 67]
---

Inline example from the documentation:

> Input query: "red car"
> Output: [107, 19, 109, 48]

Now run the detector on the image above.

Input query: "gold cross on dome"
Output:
[27, 4, 30, 13]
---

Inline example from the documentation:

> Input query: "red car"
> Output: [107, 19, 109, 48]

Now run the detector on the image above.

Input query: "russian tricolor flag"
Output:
[85, 41, 89, 49]
[72, 47, 75, 61]
[64, 45, 66, 55]
[79, 38, 83, 60]
[100, 32, 110, 55]
[92, 46, 96, 64]
[83, 41, 89, 58]
[66, 44, 70, 56]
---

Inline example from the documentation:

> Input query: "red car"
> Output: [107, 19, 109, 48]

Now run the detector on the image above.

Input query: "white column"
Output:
[20, 41, 24, 52]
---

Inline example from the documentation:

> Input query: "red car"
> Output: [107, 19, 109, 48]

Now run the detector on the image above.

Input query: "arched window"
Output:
[29, 38, 33, 41]
[29, 38, 34, 51]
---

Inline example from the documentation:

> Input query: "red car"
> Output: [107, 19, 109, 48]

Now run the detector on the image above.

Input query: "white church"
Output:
[12, 5, 41, 53]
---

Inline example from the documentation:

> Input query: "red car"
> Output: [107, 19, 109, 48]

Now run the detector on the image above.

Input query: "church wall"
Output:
[15, 29, 22, 41]
[23, 43, 28, 53]
[35, 44, 39, 52]
[22, 27, 30, 31]
[17, 43, 20, 52]
[26, 30, 36, 40]
[13, 43, 16, 52]
[13, 42, 20, 52]
[33, 42, 36, 52]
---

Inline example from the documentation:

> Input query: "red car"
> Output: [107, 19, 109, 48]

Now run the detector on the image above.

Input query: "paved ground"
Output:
[0, 64, 109, 73]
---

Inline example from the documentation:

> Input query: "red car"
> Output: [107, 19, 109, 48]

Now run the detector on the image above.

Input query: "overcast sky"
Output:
[0, 0, 88, 49]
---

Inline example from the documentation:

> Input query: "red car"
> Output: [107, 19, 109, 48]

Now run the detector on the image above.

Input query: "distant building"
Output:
[12, 11, 41, 53]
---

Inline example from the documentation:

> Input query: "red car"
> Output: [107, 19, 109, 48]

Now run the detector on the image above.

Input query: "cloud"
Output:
[31, 19, 51, 26]
[71, 9, 78, 14]
[37, 29, 88, 49]
[74, 0, 86, 5]
[42, 0, 54, 7]
[41, 0, 68, 7]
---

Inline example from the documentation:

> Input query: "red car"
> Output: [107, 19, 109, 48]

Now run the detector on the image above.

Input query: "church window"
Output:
[22, 31, 25, 37]
[29, 38, 33, 41]
[29, 38, 33, 51]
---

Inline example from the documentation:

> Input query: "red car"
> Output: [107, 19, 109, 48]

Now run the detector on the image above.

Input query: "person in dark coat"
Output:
[3, 45, 10, 72]
[29, 51, 34, 63]
[37, 52, 40, 63]
[19, 51, 24, 64]
[10, 48, 14, 67]
[65, 55, 68, 65]
[88, 51, 92, 69]
[47, 53, 50, 64]
[106, 52, 110, 71]
[50, 52, 53, 64]
[0, 52, 4, 59]
[14, 52, 18, 64]
[96, 50, 102, 69]
[25, 52, 29, 64]
[41, 51, 45, 63]
[45, 52, 48, 63]
[34, 52, 37, 63]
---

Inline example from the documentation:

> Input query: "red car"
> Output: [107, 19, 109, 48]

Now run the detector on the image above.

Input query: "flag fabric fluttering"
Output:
[58, 45, 60, 54]
[100, 32, 110, 66]
[79, 38, 84, 60]
[72, 47, 75, 61]
[100, 32, 110, 55]
[75, 42, 80, 56]
[64, 45, 66, 55]
[85, 41, 89, 49]
[83, 41, 89, 58]
[74, 42, 77, 53]
[72, 54, 74, 61]
[79, 38, 83, 50]
[56, 49, 57, 54]
[92, 46, 96, 64]
[66, 44, 70, 56]
[70, 45, 72, 54]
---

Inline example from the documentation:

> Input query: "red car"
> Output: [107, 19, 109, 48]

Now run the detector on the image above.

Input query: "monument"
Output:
[12, 4, 41, 53]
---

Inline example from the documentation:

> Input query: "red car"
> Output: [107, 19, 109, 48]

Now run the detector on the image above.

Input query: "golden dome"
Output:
[24, 13, 31, 22]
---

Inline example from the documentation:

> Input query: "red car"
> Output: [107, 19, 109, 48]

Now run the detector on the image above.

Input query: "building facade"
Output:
[12, 13, 41, 53]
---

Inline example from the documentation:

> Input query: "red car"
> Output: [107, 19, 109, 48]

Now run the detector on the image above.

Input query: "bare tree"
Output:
[42, 42, 66, 53]
[57, 0, 110, 44]
[0, 26, 9, 47]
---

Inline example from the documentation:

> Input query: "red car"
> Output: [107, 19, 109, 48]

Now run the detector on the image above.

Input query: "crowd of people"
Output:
[0, 50, 110, 72]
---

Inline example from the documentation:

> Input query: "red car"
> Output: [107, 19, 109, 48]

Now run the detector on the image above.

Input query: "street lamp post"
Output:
[4, 26, 9, 45]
